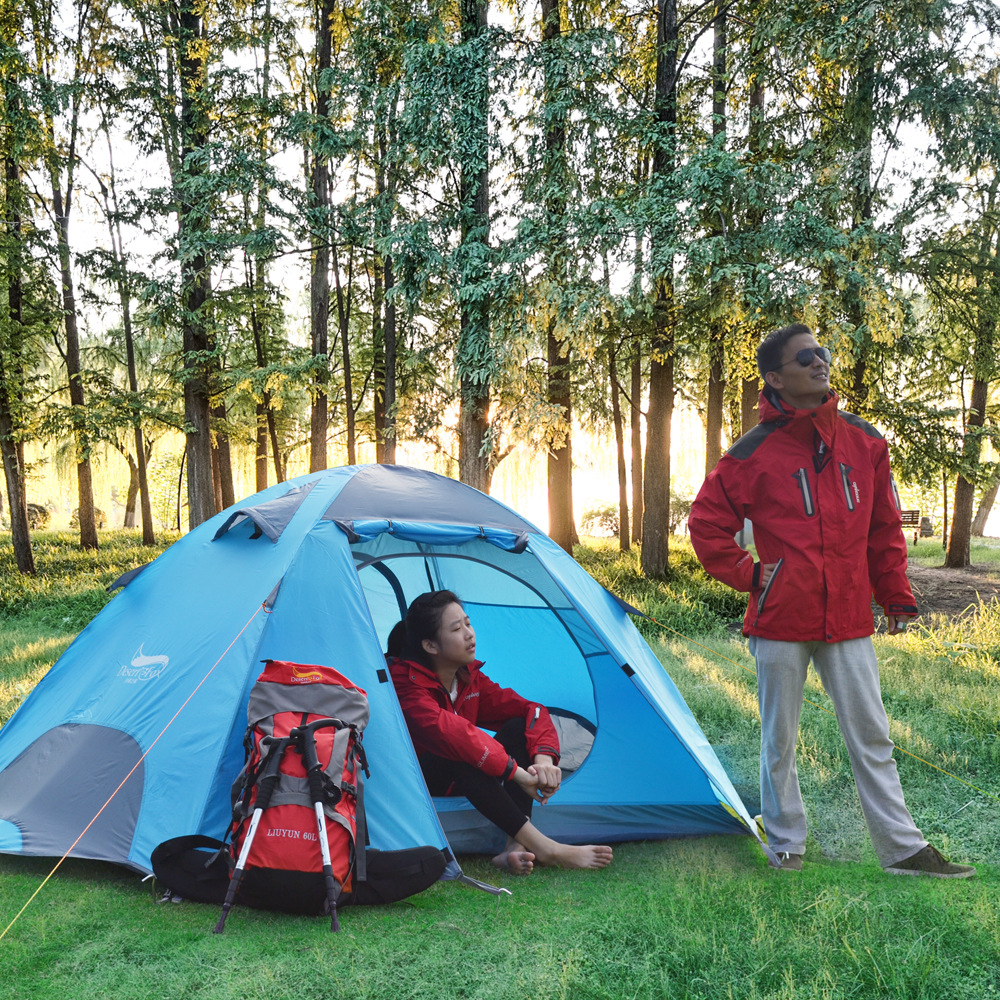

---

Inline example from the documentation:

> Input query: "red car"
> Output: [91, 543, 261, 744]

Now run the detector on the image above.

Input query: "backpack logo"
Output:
[118, 645, 169, 683]
[290, 664, 324, 684]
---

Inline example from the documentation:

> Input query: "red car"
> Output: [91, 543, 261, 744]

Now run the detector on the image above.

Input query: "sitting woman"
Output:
[388, 590, 613, 874]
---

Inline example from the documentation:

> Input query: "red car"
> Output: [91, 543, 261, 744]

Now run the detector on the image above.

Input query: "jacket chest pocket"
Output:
[839, 463, 858, 513]
[792, 469, 815, 516]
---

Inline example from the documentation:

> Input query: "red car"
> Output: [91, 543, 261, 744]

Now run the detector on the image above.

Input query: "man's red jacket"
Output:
[688, 389, 917, 643]
[389, 657, 560, 781]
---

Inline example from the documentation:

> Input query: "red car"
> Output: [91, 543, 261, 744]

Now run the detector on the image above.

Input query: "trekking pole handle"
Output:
[295, 718, 345, 774]
[254, 735, 293, 808]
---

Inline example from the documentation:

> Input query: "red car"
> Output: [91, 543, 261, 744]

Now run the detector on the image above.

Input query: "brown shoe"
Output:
[776, 852, 803, 871]
[884, 845, 975, 879]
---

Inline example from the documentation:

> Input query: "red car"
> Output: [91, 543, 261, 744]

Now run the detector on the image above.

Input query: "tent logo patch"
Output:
[118, 645, 169, 683]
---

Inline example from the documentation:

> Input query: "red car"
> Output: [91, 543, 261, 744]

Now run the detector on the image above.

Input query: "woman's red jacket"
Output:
[389, 657, 560, 780]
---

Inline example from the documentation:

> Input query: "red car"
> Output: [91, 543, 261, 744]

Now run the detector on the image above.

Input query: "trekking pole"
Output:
[214, 734, 292, 934]
[296, 718, 347, 933]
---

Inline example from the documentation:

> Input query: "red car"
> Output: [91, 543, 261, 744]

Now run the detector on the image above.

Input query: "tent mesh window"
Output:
[351, 535, 600, 773]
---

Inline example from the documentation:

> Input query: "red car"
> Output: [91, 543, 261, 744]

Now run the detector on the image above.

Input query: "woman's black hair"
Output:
[385, 620, 408, 659]
[402, 590, 463, 665]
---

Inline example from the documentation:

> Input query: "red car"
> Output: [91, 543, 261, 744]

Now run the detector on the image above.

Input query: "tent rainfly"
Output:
[0, 465, 766, 881]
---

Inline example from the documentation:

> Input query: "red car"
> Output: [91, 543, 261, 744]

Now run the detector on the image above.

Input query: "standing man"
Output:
[688, 323, 975, 877]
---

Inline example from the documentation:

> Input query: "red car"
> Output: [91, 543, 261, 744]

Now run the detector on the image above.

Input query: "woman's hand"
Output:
[530, 755, 562, 803]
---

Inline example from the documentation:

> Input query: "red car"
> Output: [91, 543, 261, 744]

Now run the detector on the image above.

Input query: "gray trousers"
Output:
[749, 635, 927, 867]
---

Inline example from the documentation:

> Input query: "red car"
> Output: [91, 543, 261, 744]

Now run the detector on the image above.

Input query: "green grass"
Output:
[1, 532, 999, 998]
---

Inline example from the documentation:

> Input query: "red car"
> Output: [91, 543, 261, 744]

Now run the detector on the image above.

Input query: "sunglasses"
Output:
[771, 346, 831, 372]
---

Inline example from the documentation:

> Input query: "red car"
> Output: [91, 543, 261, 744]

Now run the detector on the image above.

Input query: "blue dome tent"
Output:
[0, 465, 764, 880]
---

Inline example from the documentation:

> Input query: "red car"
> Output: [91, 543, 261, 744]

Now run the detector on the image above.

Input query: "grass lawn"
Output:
[1, 532, 998, 998]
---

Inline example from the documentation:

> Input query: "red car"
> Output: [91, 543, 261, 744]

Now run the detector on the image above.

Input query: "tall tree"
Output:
[456, 0, 493, 491]
[91, 124, 155, 544]
[540, 0, 574, 550]
[940, 177, 1000, 567]
[703, 2, 727, 474]
[32, 0, 100, 549]
[308, 0, 334, 473]
[176, 0, 216, 526]
[0, 1, 35, 573]
[641, 0, 678, 577]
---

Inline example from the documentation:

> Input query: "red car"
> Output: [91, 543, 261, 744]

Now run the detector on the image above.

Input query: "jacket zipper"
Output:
[793, 469, 815, 516]
[754, 557, 784, 626]
[839, 463, 856, 512]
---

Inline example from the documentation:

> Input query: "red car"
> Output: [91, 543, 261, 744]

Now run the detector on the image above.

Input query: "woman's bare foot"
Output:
[539, 843, 613, 870]
[492, 849, 535, 874]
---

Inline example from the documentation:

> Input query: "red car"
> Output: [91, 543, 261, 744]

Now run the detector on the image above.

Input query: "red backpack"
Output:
[217, 660, 369, 932]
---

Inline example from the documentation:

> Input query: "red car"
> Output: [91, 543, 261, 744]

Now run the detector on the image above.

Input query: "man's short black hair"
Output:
[757, 323, 813, 378]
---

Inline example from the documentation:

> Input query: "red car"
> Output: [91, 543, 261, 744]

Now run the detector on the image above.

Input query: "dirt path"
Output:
[906, 561, 1000, 619]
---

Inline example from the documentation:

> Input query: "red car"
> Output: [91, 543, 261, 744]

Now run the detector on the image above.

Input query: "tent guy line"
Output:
[647, 615, 1000, 806]
[0, 601, 268, 945]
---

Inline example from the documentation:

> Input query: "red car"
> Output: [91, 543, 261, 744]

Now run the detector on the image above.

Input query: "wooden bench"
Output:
[900, 509, 921, 544]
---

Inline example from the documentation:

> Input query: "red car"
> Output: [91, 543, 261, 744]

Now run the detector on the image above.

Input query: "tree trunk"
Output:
[457, 0, 493, 492]
[51, 188, 98, 551]
[705, 349, 725, 472]
[179, 2, 216, 528]
[104, 146, 156, 543]
[739, 28, 766, 438]
[334, 243, 356, 465]
[211, 402, 235, 510]
[641, 0, 678, 578]
[946, 376, 990, 567]
[249, 277, 272, 492]
[121, 294, 155, 544]
[629, 149, 647, 546]
[309, 0, 335, 473]
[842, 47, 876, 416]
[971, 477, 999, 536]
[547, 326, 575, 550]
[382, 256, 397, 464]
[255, 403, 268, 491]
[540, 0, 575, 551]
[704, 4, 727, 475]
[609, 335, 630, 551]
[373, 253, 385, 463]
[1, 80, 35, 574]
[0, 401, 33, 573]
[741, 376, 760, 435]
[945, 215, 998, 566]
[630, 354, 643, 543]
[251, 7, 275, 493]
[249, 263, 280, 490]
[123, 454, 139, 527]
[942, 468, 948, 552]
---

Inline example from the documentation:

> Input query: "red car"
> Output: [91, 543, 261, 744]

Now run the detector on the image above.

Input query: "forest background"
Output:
[1, 0, 999, 578]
